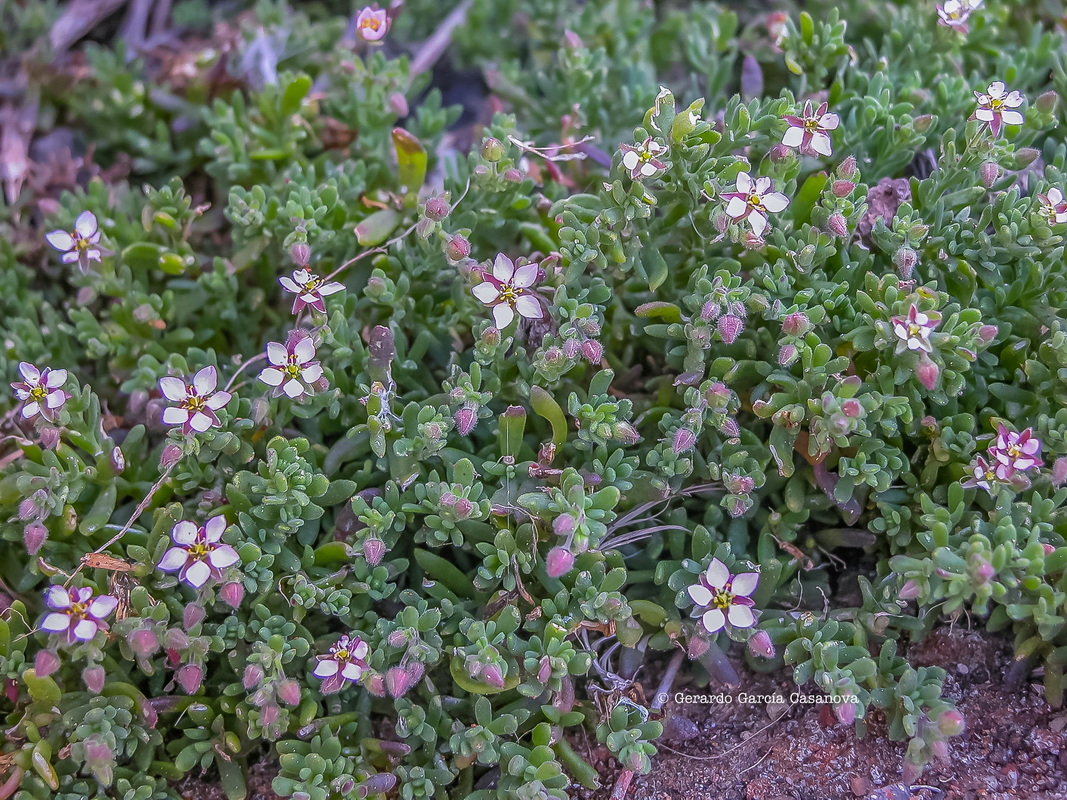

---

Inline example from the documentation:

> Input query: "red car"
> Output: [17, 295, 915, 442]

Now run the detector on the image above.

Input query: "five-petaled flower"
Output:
[937, 0, 982, 32]
[962, 454, 998, 493]
[687, 558, 759, 634]
[973, 81, 1024, 137]
[11, 362, 68, 422]
[40, 586, 118, 642]
[259, 335, 325, 398]
[472, 254, 544, 329]
[990, 424, 1043, 479]
[782, 101, 840, 157]
[160, 366, 232, 434]
[45, 211, 102, 274]
[356, 6, 389, 41]
[1038, 189, 1067, 226]
[722, 172, 790, 237]
[279, 269, 345, 315]
[892, 305, 941, 354]
[313, 633, 370, 692]
[619, 137, 668, 180]
[158, 517, 240, 589]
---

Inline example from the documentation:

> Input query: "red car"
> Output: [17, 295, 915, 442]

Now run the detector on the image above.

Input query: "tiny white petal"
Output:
[621, 150, 640, 171]
[208, 545, 240, 569]
[492, 254, 515, 283]
[21, 402, 40, 419]
[352, 641, 370, 660]
[266, 342, 288, 366]
[318, 282, 345, 296]
[203, 516, 227, 542]
[762, 192, 790, 213]
[41, 612, 71, 632]
[688, 583, 713, 606]
[1001, 110, 1024, 126]
[702, 608, 726, 634]
[159, 377, 188, 402]
[781, 126, 805, 148]
[313, 659, 339, 678]
[46, 586, 71, 609]
[748, 210, 769, 237]
[88, 595, 118, 618]
[727, 604, 755, 628]
[162, 407, 190, 426]
[810, 131, 833, 156]
[158, 547, 190, 572]
[725, 196, 748, 218]
[472, 282, 500, 304]
[735, 172, 753, 193]
[705, 559, 730, 590]
[731, 572, 760, 596]
[74, 211, 98, 238]
[45, 369, 67, 389]
[259, 368, 284, 387]
[45, 230, 74, 251]
[193, 366, 217, 395]
[283, 379, 306, 398]
[512, 264, 539, 288]
[184, 560, 212, 588]
[293, 338, 317, 365]
[279, 276, 301, 293]
[45, 390, 66, 409]
[18, 362, 41, 383]
[492, 303, 516, 329]
[301, 364, 324, 383]
[72, 619, 99, 641]
[514, 295, 543, 320]
[205, 391, 231, 411]
[341, 662, 364, 681]
[172, 521, 199, 545]
[189, 412, 213, 432]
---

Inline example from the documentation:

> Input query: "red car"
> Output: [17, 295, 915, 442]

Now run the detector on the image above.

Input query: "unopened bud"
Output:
[979, 162, 1000, 188]
[220, 581, 245, 609]
[894, 247, 917, 278]
[672, 427, 697, 454]
[363, 537, 387, 565]
[159, 444, 183, 470]
[1052, 457, 1067, 486]
[1014, 147, 1040, 168]
[841, 399, 862, 418]
[725, 474, 755, 495]
[35, 649, 61, 677]
[778, 344, 798, 366]
[717, 314, 744, 344]
[454, 405, 478, 436]
[580, 339, 604, 363]
[827, 212, 849, 237]
[971, 556, 995, 584]
[445, 234, 471, 262]
[1037, 90, 1059, 115]
[537, 655, 553, 683]
[898, 579, 922, 600]
[482, 137, 505, 162]
[741, 232, 766, 250]
[782, 312, 810, 336]
[480, 327, 501, 347]
[839, 155, 857, 179]
[38, 427, 60, 450]
[83, 665, 106, 694]
[829, 179, 854, 197]
[23, 521, 47, 555]
[387, 92, 409, 117]
[453, 498, 473, 519]
[387, 630, 410, 648]
[183, 604, 206, 630]
[424, 197, 450, 221]
[916, 355, 940, 391]
[978, 324, 998, 343]
[613, 422, 641, 445]
[768, 143, 791, 162]
[913, 114, 934, 133]
[482, 664, 505, 688]
[562, 29, 584, 48]
[546, 547, 576, 578]
[937, 709, 966, 737]
[385, 666, 415, 697]
[291, 243, 311, 266]
[164, 628, 189, 652]
[834, 701, 856, 725]
[503, 168, 523, 182]
[365, 673, 386, 697]
[552, 514, 576, 537]
[18, 497, 39, 520]
[747, 630, 775, 659]
[130, 629, 159, 658]
[110, 446, 125, 474]
[177, 663, 204, 695]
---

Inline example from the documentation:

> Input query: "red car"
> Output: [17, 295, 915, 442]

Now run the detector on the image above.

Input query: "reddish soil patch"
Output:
[578, 627, 1067, 800]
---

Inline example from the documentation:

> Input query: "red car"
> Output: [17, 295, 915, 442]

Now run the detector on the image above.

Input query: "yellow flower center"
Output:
[804, 117, 820, 131]
[181, 393, 206, 413]
[70, 601, 87, 616]
[499, 284, 523, 305]
[336, 648, 350, 660]
[711, 588, 734, 610]
[284, 362, 303, 379]
[187, 542, 213, 560]
[747, 193, 765, 210]
[989, 97, 1004, 110]
[301, 276, 322, 292]
[362, 18, 381, 31]
[75, 237, 92, 251]
[29, 385, 47, 403]
[908, 323, 923, 337]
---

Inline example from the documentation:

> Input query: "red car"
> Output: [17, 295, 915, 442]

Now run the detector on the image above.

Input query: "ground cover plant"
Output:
[1, 0, 1067, 797]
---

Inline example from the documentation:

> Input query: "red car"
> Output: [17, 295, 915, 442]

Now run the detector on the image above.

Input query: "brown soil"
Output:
[174, 628, 1067, 800]
[578, 627, 1067, 800]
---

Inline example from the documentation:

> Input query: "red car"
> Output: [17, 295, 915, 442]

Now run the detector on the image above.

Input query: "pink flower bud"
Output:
[445, 234, 471, 262]
[481, 327, 501, 347]
[1043, 543, 1057, 556]
[220, 581, 244, 609]
[979, 162, 1000, 188]
[720, 418, 741, 439]
[183, 604, 206, 630]
[453, 498, 473, 519]
[782, 312, 809, 336]
[741, 232, 766, 250]
[831, 180, 855, 197]
[827, 212, 849, 238]
[159, 444, 183, 470]
[277, 679, 301, 706]
[83, 665, 106, 694]
[387, 92, 409, 117]
[243, 665, 264, 690]
[130, 629, 160, 658]
[291, 243, 311, 266]
[18, 497, 38, 520]
[23, 521, 47, 555]
[424, 197, 450, 221]
[937, 709, 966, 737]
[580, 339, 604, 364]
[482, 664, 506, 688]
[562, 29, 584, 48]
[1052, 457, 1067, 486]
[613, 422, 640, 445]
[778, 344, 798, 366]
[672, 427, 697, 454]
[839, 156, 857, 179]
[546, 547, 575, 578]
[1036, 90, 1059, 115]
[834, 701, 856, 725]
[725, 474, 755, 494]
[894, 247, 917, 278]
[713, 213, 730, 234]
[898, 579, 922, 600]
[841, 399, 862, 418]
[364, 673, 386, 697]
[537, 655, 553, 683]
[454, 405, 478, 436]
[717, 314, 744, 344]
[387, 630, 410, 648]
[164, 629, 189, 652]
[916, 356, 940, 391]
[177, 663, 204, 695]
[552, 515, 576, 537]
[747, 630, 775, 659]
[260, 703, 279, 726]
[768, 143, 791, 162]
[503, 168, 523, 183]
[363, 537, 387, 565]
[385, 666, 414, 697]
[35, 649, 61, 678]
[972, 557, 995, 584]
[978, 324, 998, 343]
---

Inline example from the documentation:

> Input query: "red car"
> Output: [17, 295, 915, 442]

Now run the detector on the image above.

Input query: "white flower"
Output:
[687, 558, 759, 634]
[991, 424, 1043, 478]
[45, 211, 102, 274]
[258, 335, 324, 398]
[1037, 189, 1067, 225]
[356, 6, 389, 41]
[159, 366, 231, 435]
[722, 172, 790, 237]
[40, 586, 118, 642]
[973, 81, 1024, 137]
[278, 269, 345, 315]
[937, 0, 982, 32]
[619, 137, 668, 180]
[891, 304, 941, 354]
[471, 254, 545, 329]
[313, 634, 370, 684]
[157, 517, 240, 589]
[782, 101, 840, 157]
[10, 362, 68, 422]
